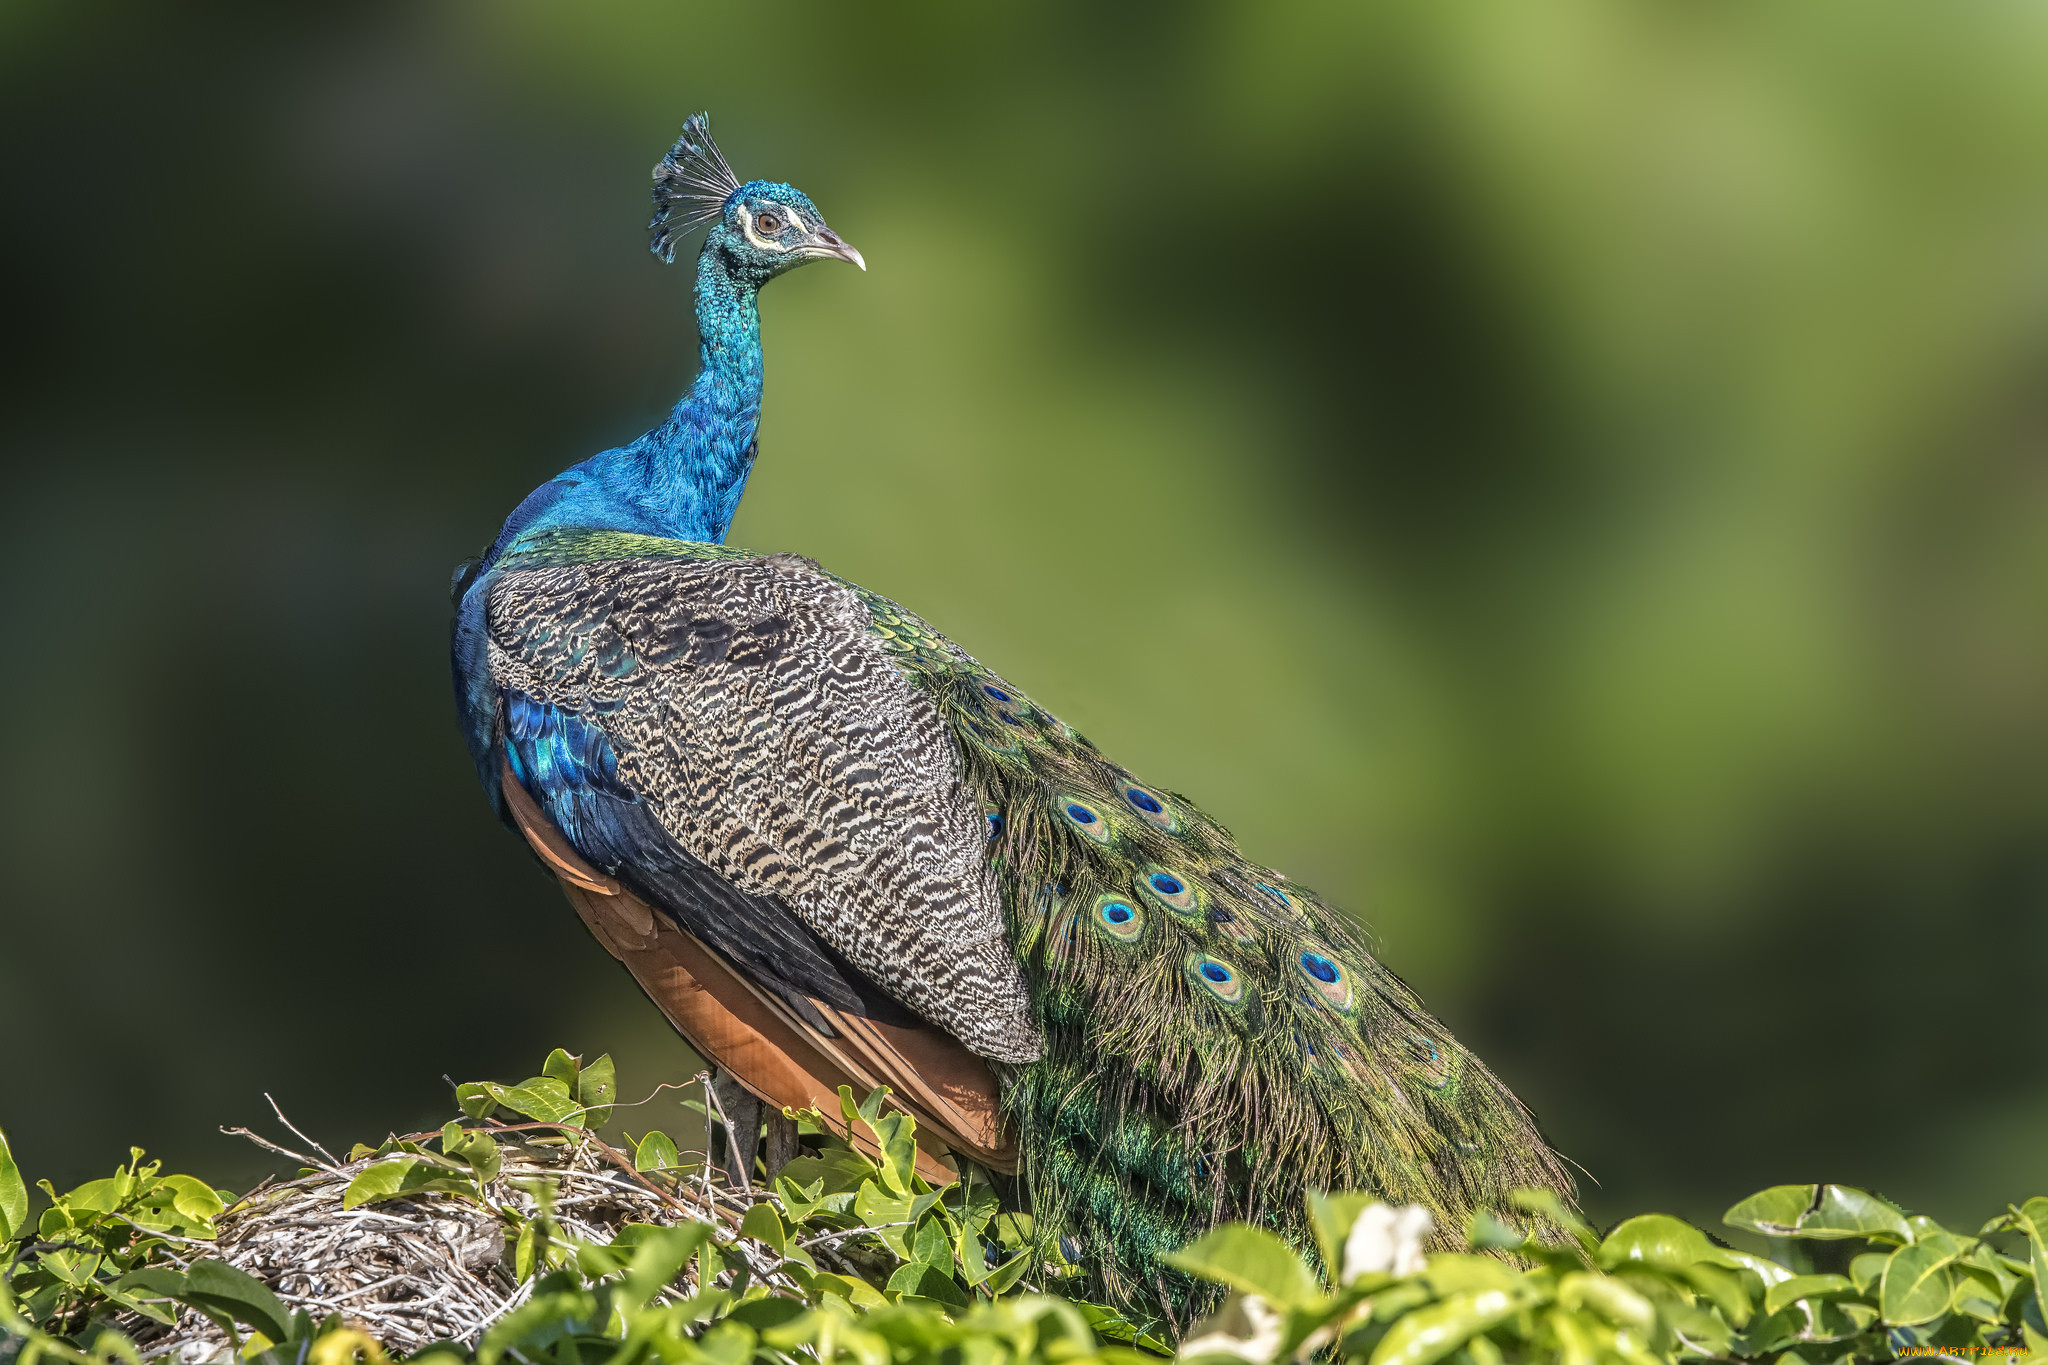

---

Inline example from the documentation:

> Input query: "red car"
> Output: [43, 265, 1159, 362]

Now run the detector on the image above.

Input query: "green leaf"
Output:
[541, 1049, 580, 1090]
[867, 1108, 918, 1197]
[2015, 1196, 2048, 1328]
[341, 1155, 478, 1209]
[513, 1222, 536, 1283]
[116, 1267, 190, 1299]
[1369, 1287, 1527, 1365]
[1736, 1307, 1800, 1356]
[1422, 1255, 1524, 1295]
[1804, 1186, 1911, 1242]
[0, 1127, 30, 1242]
[1598, 1214, 1715, 1271]
[1166, 1225, 1323, 1309]
[1764, 1273, 1855, 1316]
[1466, 1212, 1527, 1253]
[635, 1130, 680, 1173]
[983, 1249, 1032, 1295]
[482, 1078, 582, 1127]
[955, 1218, 991, 1286]
[1882, 1240, 1961, 1325]
[839, 1085, 889, 1133]
[1725, 1185, 1818, 1237]
[1850, 1251, 1890, 1295]
[39, 1247, 103, 1286]
[740, 1202, 787, 1255]
[1680, 1262, 1754, 1327]
[1665, 1301, 1736, 1357]
[1803, 1298, 1881, 1343]
[183, 1257, 293, 1343]
[1904, 1215, 1967, 1256]
[725, 1296, 807, 1332]
[886, 1262, 969, 1310]
[1511, 1188, 1597, 1253]
[112, 1267, 191, 1326]
[910, 1214, 950, 1269]
[441, 1125, 502, 1183]
[575, 1054, 617, 1127]
[1952, 1265, 2008, 1323]
[1725, 1184, 1910, 1243]
[1557, 1272, 1654, 1330]
[773, 1174, 832, 1222]
[620, 1222, 716, 1309]
[455, 1083, 499, 1121]
[778, 1149, 876, 1195]
[161, 1175, 227, 1231]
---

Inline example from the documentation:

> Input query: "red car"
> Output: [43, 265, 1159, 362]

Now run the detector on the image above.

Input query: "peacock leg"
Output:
[710, 1068, 763, 1189]
[762, 1112, 799, 1181]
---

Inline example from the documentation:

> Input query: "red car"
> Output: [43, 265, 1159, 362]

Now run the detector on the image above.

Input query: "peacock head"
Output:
[648, 113, 863, 283]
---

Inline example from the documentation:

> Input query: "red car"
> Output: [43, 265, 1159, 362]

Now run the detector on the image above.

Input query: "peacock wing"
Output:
[482, 529, 1041, 1069]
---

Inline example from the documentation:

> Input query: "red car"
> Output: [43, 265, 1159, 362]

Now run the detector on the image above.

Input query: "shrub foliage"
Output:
[2, 1049, 2043, 1365]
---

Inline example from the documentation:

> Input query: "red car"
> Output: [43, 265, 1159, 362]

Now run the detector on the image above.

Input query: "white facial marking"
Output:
[737, 202, 794, 253]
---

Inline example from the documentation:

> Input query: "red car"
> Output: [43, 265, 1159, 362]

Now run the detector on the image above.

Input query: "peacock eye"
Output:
[756, 212, 782, 233]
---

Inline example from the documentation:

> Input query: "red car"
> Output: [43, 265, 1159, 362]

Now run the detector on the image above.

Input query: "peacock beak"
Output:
[804, 227, 866, 270]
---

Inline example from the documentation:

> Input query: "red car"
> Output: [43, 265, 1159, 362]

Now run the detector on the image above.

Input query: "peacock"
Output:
[449, 114, 1572, 1323]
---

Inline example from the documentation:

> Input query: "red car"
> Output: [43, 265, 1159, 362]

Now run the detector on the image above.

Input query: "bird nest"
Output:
[117, 1118, 786, 1363]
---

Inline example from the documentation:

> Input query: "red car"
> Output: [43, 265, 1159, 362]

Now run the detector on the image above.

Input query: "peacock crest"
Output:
[648, 111, 743, 263]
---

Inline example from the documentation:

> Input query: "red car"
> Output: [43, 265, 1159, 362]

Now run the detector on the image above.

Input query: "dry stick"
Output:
[797, 1222, 912, 1250]
[219, 1126, 321, 1171]
[264, 1094, 344, 1170]
[691, 1072, 719, 1213]
[475, 1119, 741, 1228]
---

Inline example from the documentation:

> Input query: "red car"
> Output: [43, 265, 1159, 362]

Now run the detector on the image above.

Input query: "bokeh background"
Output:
[4, 0, 2045, 1236]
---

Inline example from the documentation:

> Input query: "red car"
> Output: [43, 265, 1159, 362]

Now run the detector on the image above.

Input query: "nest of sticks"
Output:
[117, 1099, 791, 1363]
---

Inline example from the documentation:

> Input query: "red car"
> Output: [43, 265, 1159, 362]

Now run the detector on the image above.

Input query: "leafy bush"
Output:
[3, 1050, 2044, 1365]
[1172, 1186, 2048, 1365]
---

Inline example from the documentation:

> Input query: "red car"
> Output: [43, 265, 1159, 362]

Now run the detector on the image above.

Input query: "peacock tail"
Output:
[486, 526, 1572, 1320]
[858, 580, 1573, 1312]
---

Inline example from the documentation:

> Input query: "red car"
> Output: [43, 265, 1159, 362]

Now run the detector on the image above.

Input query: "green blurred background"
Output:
[3, 0, 2045, 1235]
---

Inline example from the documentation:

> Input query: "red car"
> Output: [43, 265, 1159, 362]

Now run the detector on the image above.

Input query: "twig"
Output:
[700, 1072, 751, 1197]
[798, 1222, 911, 1250]
[218, 1126, 321, 1171]
[265, 1094, 344, 1170]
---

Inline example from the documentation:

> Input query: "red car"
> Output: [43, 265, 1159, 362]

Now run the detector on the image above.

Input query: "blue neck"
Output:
[613, 245, 765, 543]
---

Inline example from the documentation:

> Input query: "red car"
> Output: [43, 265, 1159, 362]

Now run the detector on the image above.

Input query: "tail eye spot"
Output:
[1125, 788, 1163, 814]
[982, 684, 1012, 702]
[1063, 797, 1113, 844]
[1092, 894, 1143, 941]
[1150, 873, 1183, 895]
[1190, 953, 1246, 1003]
[1301, 952, 1339, 983]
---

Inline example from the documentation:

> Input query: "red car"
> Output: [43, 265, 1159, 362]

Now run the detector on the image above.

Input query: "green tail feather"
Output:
[852, 582, 1575, 1324]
